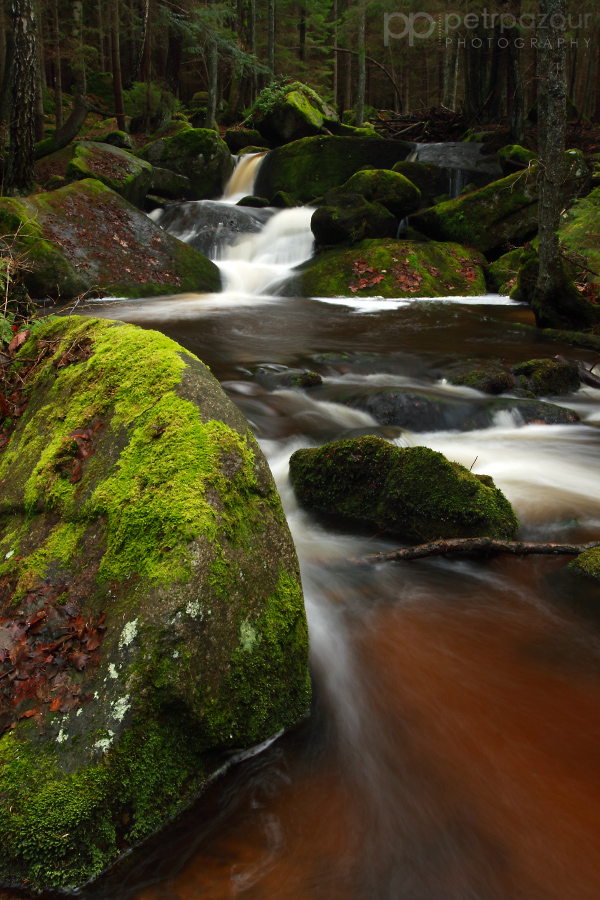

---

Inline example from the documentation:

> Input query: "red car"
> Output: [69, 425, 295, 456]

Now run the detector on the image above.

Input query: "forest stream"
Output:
[81, 153, 600, 900]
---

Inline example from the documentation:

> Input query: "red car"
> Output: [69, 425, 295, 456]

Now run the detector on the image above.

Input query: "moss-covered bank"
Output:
[0, 317, 310, 891]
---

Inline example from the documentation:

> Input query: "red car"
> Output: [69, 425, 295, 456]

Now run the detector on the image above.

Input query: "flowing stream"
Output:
[88, 155, 600, 900]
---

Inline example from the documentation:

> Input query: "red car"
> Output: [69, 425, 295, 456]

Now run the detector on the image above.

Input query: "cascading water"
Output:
[89, 147, 600, 900]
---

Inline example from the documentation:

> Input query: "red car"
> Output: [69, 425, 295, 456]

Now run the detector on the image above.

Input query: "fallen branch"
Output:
[358, 537, 600, 565]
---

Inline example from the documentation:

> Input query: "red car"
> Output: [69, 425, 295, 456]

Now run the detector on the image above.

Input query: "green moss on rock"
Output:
[66, 142, 153, 207]
[512, 357, 580, 396]
[311, 196, 396, 246]
[487, 248, 524, 295]
[391, 160, 448, 207]
[290, 238, 486, 298]
[0, 316, 310, 890]
[289, 437, 519, 541]
[245, 81, 338, 144]
[324, 168, 421, 218]
[569, 547, 600, 581]
[138, 126, 234, 199]
[497, 144, 538, 176]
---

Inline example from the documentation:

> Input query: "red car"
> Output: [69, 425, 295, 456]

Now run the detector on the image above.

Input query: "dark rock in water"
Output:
[411, 142, 503, 187]
[391, 160, 448, 207]
[224, 129, 270, 153]
[289, 437, 519, 541]
[512, 358, 581, 396]
[253, 366, 323, 390]
[334, 425, 408, 443]
[0, 317, 310, 892]
[311, 195, 396, 247]
[0, 180, 221, 299]
[569, 547, 600, 581]
[254, 136, 414, 205]
[159, 199, 273, 258]
[447, 359, 517, 395]
[237, 195, 271, 208]
[322, 169, 421, 219]
[271, 190, 296, 208]
[337, 388, 580, 431]
[149, 166, 192, 200]
[137, 126, 234, 200]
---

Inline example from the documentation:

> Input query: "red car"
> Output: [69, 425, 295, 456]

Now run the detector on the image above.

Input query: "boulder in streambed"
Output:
[512, 358, 581, 396]
[137, 126, 234, 199]
[390, 160, 448, 207]
[497, 144, 538, 176]
[289, 437, 519, 541]
[254, 136, 414, 205]
[245, 81, 339, 144]
[487, 247, 524, 296]
[311, 195, 397, 246]
[66, 141, 153, 207]
[224, 129, 270, 153]
[0, 316, 310, 892]
[0, 179, 221, 299]
[569, 548, 600, 581]
[285, 239, 486, 298]
[446, 359, 517, 395]
[321, 169, 422, 219]
[149, 165, 192, 200]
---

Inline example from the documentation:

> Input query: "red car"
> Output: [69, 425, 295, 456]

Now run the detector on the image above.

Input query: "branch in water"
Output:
[358, 538, 600, 564]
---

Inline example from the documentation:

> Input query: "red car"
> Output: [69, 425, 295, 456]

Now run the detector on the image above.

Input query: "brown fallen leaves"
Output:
[349, 257, 386, 293]
[0, 582, 106, 736]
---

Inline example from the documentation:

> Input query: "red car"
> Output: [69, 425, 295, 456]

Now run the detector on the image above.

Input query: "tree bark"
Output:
[355, 1, 366, 125]
[51, 0, 62, 130]
[98, 0, 106, 71]
[267, 0, 275, 78]
[332, 0, 338, 106]
[126, 0, 149, 88]
[5, 0, 38, 196]
[204, 39, 218, 129]
[33, 0, 44, 141]
[359, 538, 600, 565]
[298, 5, 306, 64]
[111, 0, 127, 131]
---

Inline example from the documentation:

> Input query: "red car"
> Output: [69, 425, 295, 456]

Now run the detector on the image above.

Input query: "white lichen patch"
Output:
[111, 694, 131, 723]
[108, 663, 119, 680]
[56, 727, 67, 744]
[240, 618, 261, 653]
[186, 599, 203, 618]
[94, 730, 115, 753]
[172, 650, 180, 659]
[119, 618, 139, 649]
[4, 550, 14, 560]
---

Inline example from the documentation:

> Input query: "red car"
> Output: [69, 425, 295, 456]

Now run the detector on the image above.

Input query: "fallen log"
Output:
[358, 537, 600, 565]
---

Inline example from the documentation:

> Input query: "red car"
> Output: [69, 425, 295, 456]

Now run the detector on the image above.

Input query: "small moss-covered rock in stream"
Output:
[0, 316, 310, 892]
[311, 196, 397, 247]
[497, 144, 538, 176]
[446, 358, 517, 394]
[0, 179, 221, 299]
[410, 166, 539, 257]
[245, 81, 339, 144]
[287, 238, 486, 298]
[224, 129, 270, 153]
[512, 358, 581, 395]
[137, 126, 234, 199]
[66, 142, 153, 207]
[391, 160, 448, 207]
[254, 136, 414, 205]
[289, 437, 519, 541]
[569, 547, 600, 581]
[324, 169, 421, 219]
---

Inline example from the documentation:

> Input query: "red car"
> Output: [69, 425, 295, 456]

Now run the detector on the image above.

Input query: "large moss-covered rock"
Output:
[254, 136, 414, 205]
[288, 238, 486, 298]
[149, 166, 192, 199]
[512, 358, 580, 395]
[245, 81, 339, 144]
[0, 179, 221, 300]
[137, 126, 234, 199]
[224, 129, 270, 153]
[0, 316, 310, 891]
[447, 359, 517, 394]
[92, 130, 136, 151]
[66, 142, 153, 207]
[311, 196, 396, 246]
[497, 144, 538, 176]
[410, 166, 539, 257]
[487, 247, 524, 295]
[391, 160, 448, 207]
[289, 437, 518, 541]
[559, 187, 600, 290]
[323, 168, 421, 219]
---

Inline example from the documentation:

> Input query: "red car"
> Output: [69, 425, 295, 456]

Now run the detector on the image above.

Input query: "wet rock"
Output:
[245, 81, 339, 144]
[487, 248, 523, 295]
[149, 166, 192, 200]
[0, 316, 310, 892]
[0, 179, 221, 300]
[390, 160, 448, 207]
[288, 238, 486, 298]
[512, 358, 581, 396]
[322, 169, 421, 219]
[311, 195, 397, 247]
[253, 366, 323, 390]
[289, 436, 518, 541]
[497, 144, 538, 176]
[66, 142, 153, 208]
[411, 142, 503, 186]
[270, 190, 296, 208]
[224, 129, 270, 153]
[569, 547, 600, 581]
[159, 199, 273, 258]
[254, 136, 414, 205]
[137, 126, 234, 200]
[237, 195, 271, 208]
[239, 145, 270, 156]
[92, 130, 136, 151]
[447, 359, 516, 394]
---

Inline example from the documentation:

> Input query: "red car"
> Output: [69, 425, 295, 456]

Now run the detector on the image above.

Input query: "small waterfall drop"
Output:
[222, 152, 269, 203]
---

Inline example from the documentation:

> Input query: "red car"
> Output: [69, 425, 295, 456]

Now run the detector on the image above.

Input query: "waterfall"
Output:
[222, 152, 269, 203]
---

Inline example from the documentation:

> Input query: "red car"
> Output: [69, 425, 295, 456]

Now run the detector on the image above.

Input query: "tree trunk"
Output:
[5, 0, 37, 196]
[33, 0, 44, 141]
[595, 29, 600, 123]
[507, 35, 525, 141]
[164, 27, 182, 95]
[98, 0, 106, 71]
[111, 0, 127, 131]
[298, 5, 306, 64]
[204, 39, 218, 129]
[52, 0, 62, 130]
[0, 5, 6, 100]
[0, 31, 14, 127]
[126, 0, 149, 88]
[332, 0, 338, 105]
[249, 0, 256, 103]
[267, 0, 275, 78]
[344, 45, 351, 113]
[356, 1, 366, 125]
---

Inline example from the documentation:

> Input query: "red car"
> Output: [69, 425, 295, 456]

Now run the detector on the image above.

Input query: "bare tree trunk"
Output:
[267, 0, 275, 78]
[0, 5, 6, 99]
[33, 0, 44, 141]
[0, 30, 13, 127]
[595, 28, 600, 123]
[98, 0, 106, 70]
[344, 45, 351, 113]
[249, 0, 256, 103]
[52, 0, 62, 130]
[355, 1, 365, 125]
[5, 0, 37, 196]
[298, 5, 306, 64]
[126, 0, 149, 88]
[332, 0, 338, 105]
[111, 0, 127, 131]
[204, 39, 218, 129]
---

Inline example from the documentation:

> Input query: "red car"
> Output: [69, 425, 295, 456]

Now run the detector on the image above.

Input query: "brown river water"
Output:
[72, 155, 600, 899]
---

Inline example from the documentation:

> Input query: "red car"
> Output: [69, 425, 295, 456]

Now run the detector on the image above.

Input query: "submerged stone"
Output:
[0, 316, 310, 891]
[289, 437, 519, 541]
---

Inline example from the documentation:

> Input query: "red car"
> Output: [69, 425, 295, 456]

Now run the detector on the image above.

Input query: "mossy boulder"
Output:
[513, 248, 600, 330]
[559, 187, 600, 290]
[66, 142, 153, 208]
[224, 129, 270, 153]
[311, 196, 396, 247]
[0, 316, 310, 891]
[245, 81, 339, 144]
[569, 547, 600, 581]
[323, 168, 421, 219]
[92, 130, 136, 151]
[391, 160, 448, 207]
[0, 179, 221, 300]
[512, 358, 580, 395]
[149, 166, 192, 200]
[487, 248, 524, 295]
[447, 359, 517, 394]
[137, 126, 234, 199]
[288, 239, 486, 298]
[271, 190, 296, 208]
[497, 144, 538, 176]
[289, 437, 518, 541]
[254, 136, 414, 205]
[410, 166, 539, 257]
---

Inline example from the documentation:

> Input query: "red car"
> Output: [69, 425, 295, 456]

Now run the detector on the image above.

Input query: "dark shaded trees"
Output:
[5, 0, 37, 196]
